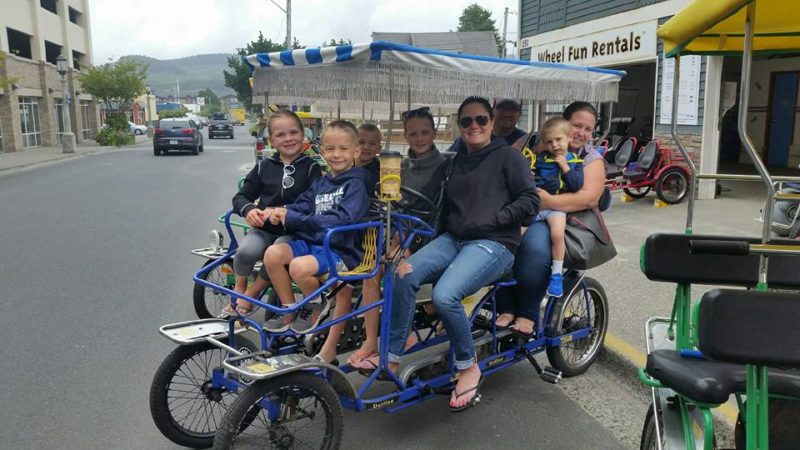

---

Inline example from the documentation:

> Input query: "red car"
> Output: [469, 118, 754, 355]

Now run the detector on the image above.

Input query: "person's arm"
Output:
[285, 180, 369, 232]
[232, 164, 263, 218]
[539, 158, 603, 212]
[496, 150, 540, 226]
[561, 159, 584, 193]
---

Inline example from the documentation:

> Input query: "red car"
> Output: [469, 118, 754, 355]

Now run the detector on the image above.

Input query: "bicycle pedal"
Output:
[540, 367, 562, 384]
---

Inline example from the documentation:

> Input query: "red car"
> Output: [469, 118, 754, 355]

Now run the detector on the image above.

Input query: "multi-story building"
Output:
[518, 0, 800, 199]
[0, 0, 100, 152]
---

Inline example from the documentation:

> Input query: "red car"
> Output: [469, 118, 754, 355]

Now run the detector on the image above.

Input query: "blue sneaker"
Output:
[547, 273, 564, 298]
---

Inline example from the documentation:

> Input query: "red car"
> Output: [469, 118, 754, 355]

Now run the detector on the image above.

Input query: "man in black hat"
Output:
[493, 99, 528, 149]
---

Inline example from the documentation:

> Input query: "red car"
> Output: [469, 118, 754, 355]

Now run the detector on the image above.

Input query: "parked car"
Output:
[153, 118, 204, 156]
[208, 115, 234, 139]
[129, 121, 148, 135]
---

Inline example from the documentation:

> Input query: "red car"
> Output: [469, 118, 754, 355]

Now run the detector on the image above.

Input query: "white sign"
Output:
[659, 55, 701, 125]
[197, 97, 205, 106]
[521, 20, 657, 67]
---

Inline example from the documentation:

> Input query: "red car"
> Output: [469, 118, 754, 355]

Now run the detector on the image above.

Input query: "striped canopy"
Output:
[245, 41, 625, 107]
[658, 0, 800, 57]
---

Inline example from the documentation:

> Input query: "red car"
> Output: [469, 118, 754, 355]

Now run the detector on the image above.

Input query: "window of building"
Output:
[7, 28, 33, 59]
[54, 98, 66, 144]
[72, 50, 85, 71]
[40, 0, 58, 15]
[19, 97, 42, 148]
[68, 7, 82, 25]
[80, 100, 92, 140]
[44, 40, 62, 66]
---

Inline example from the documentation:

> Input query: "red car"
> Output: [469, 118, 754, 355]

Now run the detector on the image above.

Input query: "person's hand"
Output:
[537, 188, 553, 207]
[269, 208, 287, 225]
[246, 209, 265, 228]
[554, 153, 570, 172]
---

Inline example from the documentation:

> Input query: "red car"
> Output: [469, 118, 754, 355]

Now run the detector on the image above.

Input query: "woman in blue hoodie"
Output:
[358, 97, 539, 412]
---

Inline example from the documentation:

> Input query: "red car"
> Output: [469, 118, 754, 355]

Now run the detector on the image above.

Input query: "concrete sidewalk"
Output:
[0, 135, 151, 174]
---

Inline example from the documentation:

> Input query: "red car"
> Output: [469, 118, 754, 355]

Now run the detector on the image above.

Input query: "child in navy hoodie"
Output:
[262, 120, 370, 333]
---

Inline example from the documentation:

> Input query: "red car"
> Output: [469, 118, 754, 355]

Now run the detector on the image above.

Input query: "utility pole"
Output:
[502, 7, 509, 58]
[270, 0, 292, 50]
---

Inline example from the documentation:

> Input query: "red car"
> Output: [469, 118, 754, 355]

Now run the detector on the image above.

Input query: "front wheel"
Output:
[640, 403, 665, 450]
[213, 372, 343, 449]
[623, 186, 652, 199]
[150, 336, 260, 448]
[545, 276, 609, 377]
[655, 168, 689, 204]
[194, 259, 235, 319]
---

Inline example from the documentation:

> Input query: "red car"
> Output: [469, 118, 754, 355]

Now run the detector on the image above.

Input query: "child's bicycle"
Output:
[637, 1, 800, 448]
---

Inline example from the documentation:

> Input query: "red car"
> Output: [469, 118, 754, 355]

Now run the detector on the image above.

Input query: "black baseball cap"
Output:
[495, 99, 522, 111]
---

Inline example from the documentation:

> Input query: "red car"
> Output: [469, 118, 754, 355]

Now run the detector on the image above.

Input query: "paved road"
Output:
[0, 128, 630, 449]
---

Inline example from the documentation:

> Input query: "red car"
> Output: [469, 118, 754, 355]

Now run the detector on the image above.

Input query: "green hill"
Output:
[120, 53, 236, 98]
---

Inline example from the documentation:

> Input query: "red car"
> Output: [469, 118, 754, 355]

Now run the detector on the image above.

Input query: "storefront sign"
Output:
[659, 55, 702, 125]
[521, 20, 657, 66]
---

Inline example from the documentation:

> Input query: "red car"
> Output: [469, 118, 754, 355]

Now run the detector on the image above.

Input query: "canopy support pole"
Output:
[670, 55, 697, 235]
[385, 67, 395, 151]
[597, 102, 613, 148]
[738, 2, 773, 287]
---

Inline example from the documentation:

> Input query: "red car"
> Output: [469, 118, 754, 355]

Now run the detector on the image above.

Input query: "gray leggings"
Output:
[233, 229, 291, 276]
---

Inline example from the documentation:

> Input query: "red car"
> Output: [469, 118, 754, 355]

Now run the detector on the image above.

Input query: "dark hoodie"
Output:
[401, 145, 447, 203]
[232, 153, 322, 235]
[444, 138, 539, 253]
[284, 167, 370, 269]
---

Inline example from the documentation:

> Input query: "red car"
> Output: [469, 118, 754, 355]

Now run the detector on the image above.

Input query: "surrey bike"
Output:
[637, 1, 800, 449]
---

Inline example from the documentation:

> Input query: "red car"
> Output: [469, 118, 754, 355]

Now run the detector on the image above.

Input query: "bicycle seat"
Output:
[646, 350, 800, 405]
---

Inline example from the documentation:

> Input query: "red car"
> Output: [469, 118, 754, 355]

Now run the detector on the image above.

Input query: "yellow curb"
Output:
[604, 332, 739, 425]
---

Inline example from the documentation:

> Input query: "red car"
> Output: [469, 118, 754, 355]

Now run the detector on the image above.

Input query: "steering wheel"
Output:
[394, 186, 436, 218]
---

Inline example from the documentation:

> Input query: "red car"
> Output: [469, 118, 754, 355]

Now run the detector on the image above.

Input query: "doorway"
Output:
[766, 71, 799, 166]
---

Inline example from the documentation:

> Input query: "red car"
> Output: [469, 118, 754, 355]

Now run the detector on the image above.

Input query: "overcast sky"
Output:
[89, 0, 520, 62]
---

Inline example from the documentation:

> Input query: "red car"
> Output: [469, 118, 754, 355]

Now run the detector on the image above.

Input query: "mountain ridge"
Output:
[120, 53, 236, 98]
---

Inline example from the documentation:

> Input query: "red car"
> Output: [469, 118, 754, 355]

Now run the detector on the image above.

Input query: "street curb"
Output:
[0, 139, 151, 175]
[601, 332, 737, 442]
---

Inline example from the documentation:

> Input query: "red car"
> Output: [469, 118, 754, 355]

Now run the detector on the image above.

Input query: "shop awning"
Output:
[658, 0, 800, 57]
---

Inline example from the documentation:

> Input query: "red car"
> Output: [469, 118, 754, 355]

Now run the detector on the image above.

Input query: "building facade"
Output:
[518, 0, 800, 199]
[0, 0, 100, 153]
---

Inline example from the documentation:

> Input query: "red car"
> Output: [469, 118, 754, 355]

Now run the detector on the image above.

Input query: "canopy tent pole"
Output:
[737, 2, 774, 287]
[669, 55, 697, 234]
[385, 67, 395, 152]
[337, 100, 341, 120]
[597, 102, 613, 148]
[436, 107, 442, 131]
[362, 101, 366, 121]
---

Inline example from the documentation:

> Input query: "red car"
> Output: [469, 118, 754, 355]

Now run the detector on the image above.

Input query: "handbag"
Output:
[564, 206, 617, 269]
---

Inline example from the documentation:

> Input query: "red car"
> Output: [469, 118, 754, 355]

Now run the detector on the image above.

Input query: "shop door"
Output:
[767, 72, 799, 166]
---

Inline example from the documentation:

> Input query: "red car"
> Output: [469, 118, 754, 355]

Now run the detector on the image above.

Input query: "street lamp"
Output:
[56, 53, 76, 153]
[145, 84, 155, 137]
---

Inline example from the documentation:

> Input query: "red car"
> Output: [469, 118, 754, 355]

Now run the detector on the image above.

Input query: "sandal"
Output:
[450, 375, 485, 412]
[311, 354, 340, 366]
[347, 350, 376, 366]
[511, 317, 535, 337]
[353, 358, 393, 381]
[495, 313, 515, 329]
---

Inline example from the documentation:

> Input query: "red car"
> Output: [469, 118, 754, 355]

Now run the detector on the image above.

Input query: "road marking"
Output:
[221, 150, 235, 153]
[604, 332, 739, 425]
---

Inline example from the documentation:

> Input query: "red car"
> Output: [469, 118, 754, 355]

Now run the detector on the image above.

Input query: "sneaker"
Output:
[547, 273, 564, 298]
[290, 300, 331, 334]
[264, 311, 297, 333]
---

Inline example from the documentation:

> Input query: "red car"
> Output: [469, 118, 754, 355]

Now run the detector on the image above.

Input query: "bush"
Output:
[159, 108, 189, 119]
[95, 128, 134, 146]
[105, 112, 129, 131]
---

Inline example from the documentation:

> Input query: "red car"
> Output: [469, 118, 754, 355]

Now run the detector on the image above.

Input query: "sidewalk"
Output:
[0, 135, 151, 174]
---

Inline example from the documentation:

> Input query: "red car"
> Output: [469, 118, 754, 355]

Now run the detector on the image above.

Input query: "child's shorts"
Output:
[536, 208, 567, 221]
[288, 240, 348, 276]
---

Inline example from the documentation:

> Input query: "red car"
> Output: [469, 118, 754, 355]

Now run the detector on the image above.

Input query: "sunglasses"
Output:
[282, 164, 296, 189]
[459, 115, 490, 129]
[401, 106, 432, 120]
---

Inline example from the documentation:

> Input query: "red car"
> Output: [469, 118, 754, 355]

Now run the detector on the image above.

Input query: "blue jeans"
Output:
[388, 233, 514, 370]
[495, 220, 551, 321]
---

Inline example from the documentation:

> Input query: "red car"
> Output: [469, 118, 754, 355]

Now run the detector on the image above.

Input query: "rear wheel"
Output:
[194, 259, 235, 319]
[213, 372, 343, 450]
[192, 144, 199, 155]
[153, 147, 161, 156]
[640, 403, 665, 450]
[150, 335, 260, 448]
[623, 186, 651, 199]
[545, 277, 609, 377]
[655, 168, 689, 204]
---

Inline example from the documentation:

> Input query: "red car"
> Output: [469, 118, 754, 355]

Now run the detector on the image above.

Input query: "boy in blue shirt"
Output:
[262, 120, 371, 333]
[531, 116, 583, 297]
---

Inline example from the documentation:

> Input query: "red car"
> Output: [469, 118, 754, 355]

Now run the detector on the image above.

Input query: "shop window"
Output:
[7, 28, 33, 59]
[19, 97, 42, 148]
[72, 50, 84, 71]
[44, 40, 62, 66]
[40, 0, 58, 15]
[68, 7, 82, 25]
[80, 100, 92, 140]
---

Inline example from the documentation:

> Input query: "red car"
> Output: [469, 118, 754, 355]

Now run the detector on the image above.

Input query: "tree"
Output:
[223, 32, 284, 111]
[159, 108, 188, 119]
[457, 4, 502, 55]
[323, 38, 352, 47]
[0, 52, 19, 90]
[77, 60, 148, 129]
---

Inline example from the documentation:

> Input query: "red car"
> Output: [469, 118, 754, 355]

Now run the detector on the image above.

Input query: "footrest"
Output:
[159, 318, 248, 345]
[541, 366, 562, 384]
[223, 353, 320, 381]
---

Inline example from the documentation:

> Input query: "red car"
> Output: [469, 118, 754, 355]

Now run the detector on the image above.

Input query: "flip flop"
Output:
[354, 358, 393, 381]
[311, 354, 340, 366]
[449, 374, 485, 413]
[347, 350, 377, 367]
[510, 318, 535, 337]
[495, 313, 516, 330]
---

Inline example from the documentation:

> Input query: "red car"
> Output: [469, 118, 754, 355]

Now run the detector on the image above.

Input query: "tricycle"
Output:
[150, 41, 623, 448]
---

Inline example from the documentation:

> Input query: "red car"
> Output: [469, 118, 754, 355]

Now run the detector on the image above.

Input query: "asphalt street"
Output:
[0, 130, 632, 449]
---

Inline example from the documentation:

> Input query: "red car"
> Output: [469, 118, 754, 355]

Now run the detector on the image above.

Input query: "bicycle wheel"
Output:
[640, 404, 665, 450]
[213, 372, 343, 449]
[655, 168, 689, 204]
[150, 335, 259, 448]
[623, 186, 652, 199]
[194, 259, 236, 319]
[545, 277, 609, 377]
